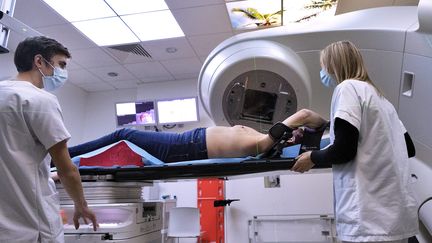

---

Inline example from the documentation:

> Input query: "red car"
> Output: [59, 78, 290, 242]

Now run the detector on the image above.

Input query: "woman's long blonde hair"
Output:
[320, 40, 383, 96]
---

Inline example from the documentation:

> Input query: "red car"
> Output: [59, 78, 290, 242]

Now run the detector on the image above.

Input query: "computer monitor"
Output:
[115, 101, 156, 126]
[156, 97, 199, 125]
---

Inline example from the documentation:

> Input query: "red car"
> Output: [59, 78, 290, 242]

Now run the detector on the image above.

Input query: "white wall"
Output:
[0, 52, 15, 80]
[52, 82, 88, 146]
[225, 172, 333, 242]
[81, 88, 138, 141]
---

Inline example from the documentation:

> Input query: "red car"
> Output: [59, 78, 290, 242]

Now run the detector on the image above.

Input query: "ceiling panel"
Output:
[139, 37, 197, 61]
[35, 23, 97, 50]
[161, 57, 203, 75]
[166, 0, 225, 9]
[108, 80, 139, 89]
[188, 32, 233, 57]
[66, 60, 84, 71]
[76, 81, 116, 92]
[139, 76, 175, 83]
[172, 5, 232, 36]
[172, 73, 199, 80]
[68, 69, 103, 84]
[71, 48, 119, 68]
[88, 65, 137, 82]
[124, 62, 172, 79]
[13, 0, 68, 28]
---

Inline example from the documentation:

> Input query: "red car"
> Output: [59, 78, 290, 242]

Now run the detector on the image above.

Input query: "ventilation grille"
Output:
[108, 43, 152, 58]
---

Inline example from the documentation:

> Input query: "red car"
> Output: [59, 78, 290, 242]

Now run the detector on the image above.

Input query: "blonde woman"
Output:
[293, 41, 418, 243]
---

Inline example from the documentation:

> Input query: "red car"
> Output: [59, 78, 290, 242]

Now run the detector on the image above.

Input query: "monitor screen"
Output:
[115, 101, 156, 126]
[157, 97, 199, 124]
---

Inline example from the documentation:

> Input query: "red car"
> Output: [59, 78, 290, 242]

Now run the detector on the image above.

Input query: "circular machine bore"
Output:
[222, 70, 297, 132]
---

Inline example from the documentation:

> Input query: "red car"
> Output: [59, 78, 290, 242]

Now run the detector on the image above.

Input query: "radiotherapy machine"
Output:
[198, 0, 432, 240]
[198, 0, 432, 132]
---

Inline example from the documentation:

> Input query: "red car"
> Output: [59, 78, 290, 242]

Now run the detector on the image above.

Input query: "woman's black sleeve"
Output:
[404, 132, 415, 158]
[310, 118, 359, 166]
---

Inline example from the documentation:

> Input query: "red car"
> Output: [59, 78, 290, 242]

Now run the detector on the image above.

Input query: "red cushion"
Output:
[79, 141, 144, 167]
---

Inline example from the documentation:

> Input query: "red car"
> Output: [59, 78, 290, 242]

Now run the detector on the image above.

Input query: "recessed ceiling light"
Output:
[166, 47, 178, 53]
[107, 72, 119, 77]
[72, 17, 139, 46]
[43, 0, 116, 22]
[43, 0, 185, 46]
[121, 11, 184, 42]
[104, 0, 168, 15]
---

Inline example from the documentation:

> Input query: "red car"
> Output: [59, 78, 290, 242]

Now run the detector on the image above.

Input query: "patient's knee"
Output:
[115, 128, 134, 140]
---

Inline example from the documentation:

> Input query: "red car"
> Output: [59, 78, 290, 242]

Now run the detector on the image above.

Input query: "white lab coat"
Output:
[329, 80, 418, 242]
[0, 81, 71, 243]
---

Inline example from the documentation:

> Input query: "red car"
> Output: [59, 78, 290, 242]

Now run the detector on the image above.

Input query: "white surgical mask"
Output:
[320, 69, 337, 88]
[38, 59, 68, 91]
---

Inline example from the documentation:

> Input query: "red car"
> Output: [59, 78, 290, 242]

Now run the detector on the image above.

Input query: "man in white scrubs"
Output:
[0, 36, 97, 242]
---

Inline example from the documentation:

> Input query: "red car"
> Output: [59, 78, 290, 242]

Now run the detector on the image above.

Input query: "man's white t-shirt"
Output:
[0, 80, 71, 242]
[329, 79, 418, 242]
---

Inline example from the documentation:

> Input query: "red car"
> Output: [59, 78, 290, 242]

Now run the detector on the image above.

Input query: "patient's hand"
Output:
[287, 128, 304, 145]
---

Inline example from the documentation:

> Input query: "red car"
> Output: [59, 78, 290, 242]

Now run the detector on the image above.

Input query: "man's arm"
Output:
[48, 140, 98, 231]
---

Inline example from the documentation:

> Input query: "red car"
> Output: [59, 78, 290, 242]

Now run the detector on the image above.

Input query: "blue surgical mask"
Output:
[320, 69, 337, 88]
[38, 60, 68, 91]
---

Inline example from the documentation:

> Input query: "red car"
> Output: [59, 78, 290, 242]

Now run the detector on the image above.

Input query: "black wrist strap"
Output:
[262, 129, 294, 158]
[269, 122, 293, 141]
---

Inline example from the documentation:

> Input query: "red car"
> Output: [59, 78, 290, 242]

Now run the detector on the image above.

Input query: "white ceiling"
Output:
[7, 0, 238, 92]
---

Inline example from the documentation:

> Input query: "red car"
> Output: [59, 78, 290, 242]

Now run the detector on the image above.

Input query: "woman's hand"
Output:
[292, 151, 315, 173]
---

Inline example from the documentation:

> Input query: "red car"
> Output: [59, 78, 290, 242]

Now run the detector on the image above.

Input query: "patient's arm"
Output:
[281, 109, 327, 129]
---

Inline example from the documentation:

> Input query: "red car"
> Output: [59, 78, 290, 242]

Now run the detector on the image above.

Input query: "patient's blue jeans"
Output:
[68, 128, 208, 163]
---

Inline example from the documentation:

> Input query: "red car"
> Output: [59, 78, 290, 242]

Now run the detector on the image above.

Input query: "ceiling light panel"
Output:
[73, 17, 139, 46]
[105, 0, 169, 15]
[43, 0, 116, 22]
[121, 11, 185, 41]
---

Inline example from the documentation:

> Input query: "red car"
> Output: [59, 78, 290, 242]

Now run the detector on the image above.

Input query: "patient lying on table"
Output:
[67, 109, 327, 163]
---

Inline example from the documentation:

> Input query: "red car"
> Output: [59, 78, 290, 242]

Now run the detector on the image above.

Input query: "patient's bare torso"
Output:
[205, 125, 272, 158]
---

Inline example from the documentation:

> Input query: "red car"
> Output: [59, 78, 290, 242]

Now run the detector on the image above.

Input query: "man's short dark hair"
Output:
[14, 36, 71, 72]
